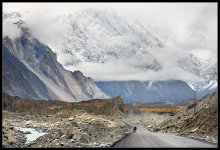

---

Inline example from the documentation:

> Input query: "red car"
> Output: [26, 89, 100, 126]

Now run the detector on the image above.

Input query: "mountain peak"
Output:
[3, 26, 109, 101]
[3, 12, 22, 20]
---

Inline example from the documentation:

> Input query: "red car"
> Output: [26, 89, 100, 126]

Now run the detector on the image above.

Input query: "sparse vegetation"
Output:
[137, 107, 183, 113]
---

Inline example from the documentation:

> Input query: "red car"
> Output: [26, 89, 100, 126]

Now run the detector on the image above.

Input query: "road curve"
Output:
[112, 120, 217, 148]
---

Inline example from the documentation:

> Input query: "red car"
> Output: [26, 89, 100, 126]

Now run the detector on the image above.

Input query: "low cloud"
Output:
[3, 19, 22, 39]
[3, 3, 217, 83]
[64, 49, 204, 83]
[21, 11, 69, 52]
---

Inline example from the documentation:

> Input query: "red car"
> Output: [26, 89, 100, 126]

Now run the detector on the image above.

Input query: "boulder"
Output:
[68, 116, 74, 121]
[53, 131, 62, 139]
[25, 120, 33, 127]
[52, 139, 59, 143]
[24, 131, 31, 134]
[61, 134, 67, 139]
[65, 128, 75, 139]
[70, 121, 78, 127]
[72, 134, 81, 141]
[147, 125, 153, 128]
[190, 127, 199, 133]
[8, 139, 16, 145]
[81, 133, 90, 142]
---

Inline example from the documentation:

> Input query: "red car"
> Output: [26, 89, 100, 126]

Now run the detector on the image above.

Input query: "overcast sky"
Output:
[3, 2, 217, 37]
[3, 3, 217, 83]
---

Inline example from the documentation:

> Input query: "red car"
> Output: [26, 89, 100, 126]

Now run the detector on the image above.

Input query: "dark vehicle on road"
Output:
[133, 126, 137, 131]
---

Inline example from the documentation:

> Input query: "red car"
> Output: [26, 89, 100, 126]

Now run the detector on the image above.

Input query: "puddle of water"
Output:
[14, 126, 48, 144]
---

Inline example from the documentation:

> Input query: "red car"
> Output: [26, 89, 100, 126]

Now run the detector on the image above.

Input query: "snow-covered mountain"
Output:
[53, 8, 168, 71]
[178, 52, 217, 90]
[3, 10, 217, 102]
[50, 8, 216, 93]
[2, 16, 108, 101]
[178, 52, 217, 98]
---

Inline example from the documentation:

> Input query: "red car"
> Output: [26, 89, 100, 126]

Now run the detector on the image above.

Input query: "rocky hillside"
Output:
[71, 96, 125, 116]
[2, 19, 108, 101]
[156, 91, 218, 143]
[2, 92, 124, 116]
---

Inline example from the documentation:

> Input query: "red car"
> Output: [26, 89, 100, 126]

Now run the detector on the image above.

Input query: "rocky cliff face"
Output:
[2, 21, 108, 101]
[2, 39, 55, 100]
[71, 96, 125, 116]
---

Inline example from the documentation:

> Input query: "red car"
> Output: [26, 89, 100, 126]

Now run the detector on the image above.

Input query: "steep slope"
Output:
[156, 91, 218, 143]
[96, 80, 194, 103]
[2, 39, 55, 100]
[2, 20, 108, 101]
[53, 8, 166, 71]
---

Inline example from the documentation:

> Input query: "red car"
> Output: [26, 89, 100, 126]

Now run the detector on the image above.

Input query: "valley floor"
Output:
[2, 110, 133, 148]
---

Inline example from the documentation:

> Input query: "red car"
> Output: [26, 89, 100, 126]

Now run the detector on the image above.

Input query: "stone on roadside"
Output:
[100, 143, 106, 147]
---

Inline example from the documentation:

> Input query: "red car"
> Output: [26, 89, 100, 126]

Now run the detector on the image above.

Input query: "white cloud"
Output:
[20, 11, 69, 51]
[3, 19, 21, 39]
[3, 3, 217, 82]
[3, 3, 216, 48]
[64, 51, 203, 83]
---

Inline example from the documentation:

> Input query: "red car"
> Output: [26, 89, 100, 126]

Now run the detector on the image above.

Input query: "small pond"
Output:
[14, 126, 48, 144]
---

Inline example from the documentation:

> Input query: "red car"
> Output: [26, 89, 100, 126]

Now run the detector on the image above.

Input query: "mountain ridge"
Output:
[2, 19, 109, 101]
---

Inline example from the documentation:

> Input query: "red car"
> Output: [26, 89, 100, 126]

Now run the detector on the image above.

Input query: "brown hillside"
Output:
[156, 92, 218, 143]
